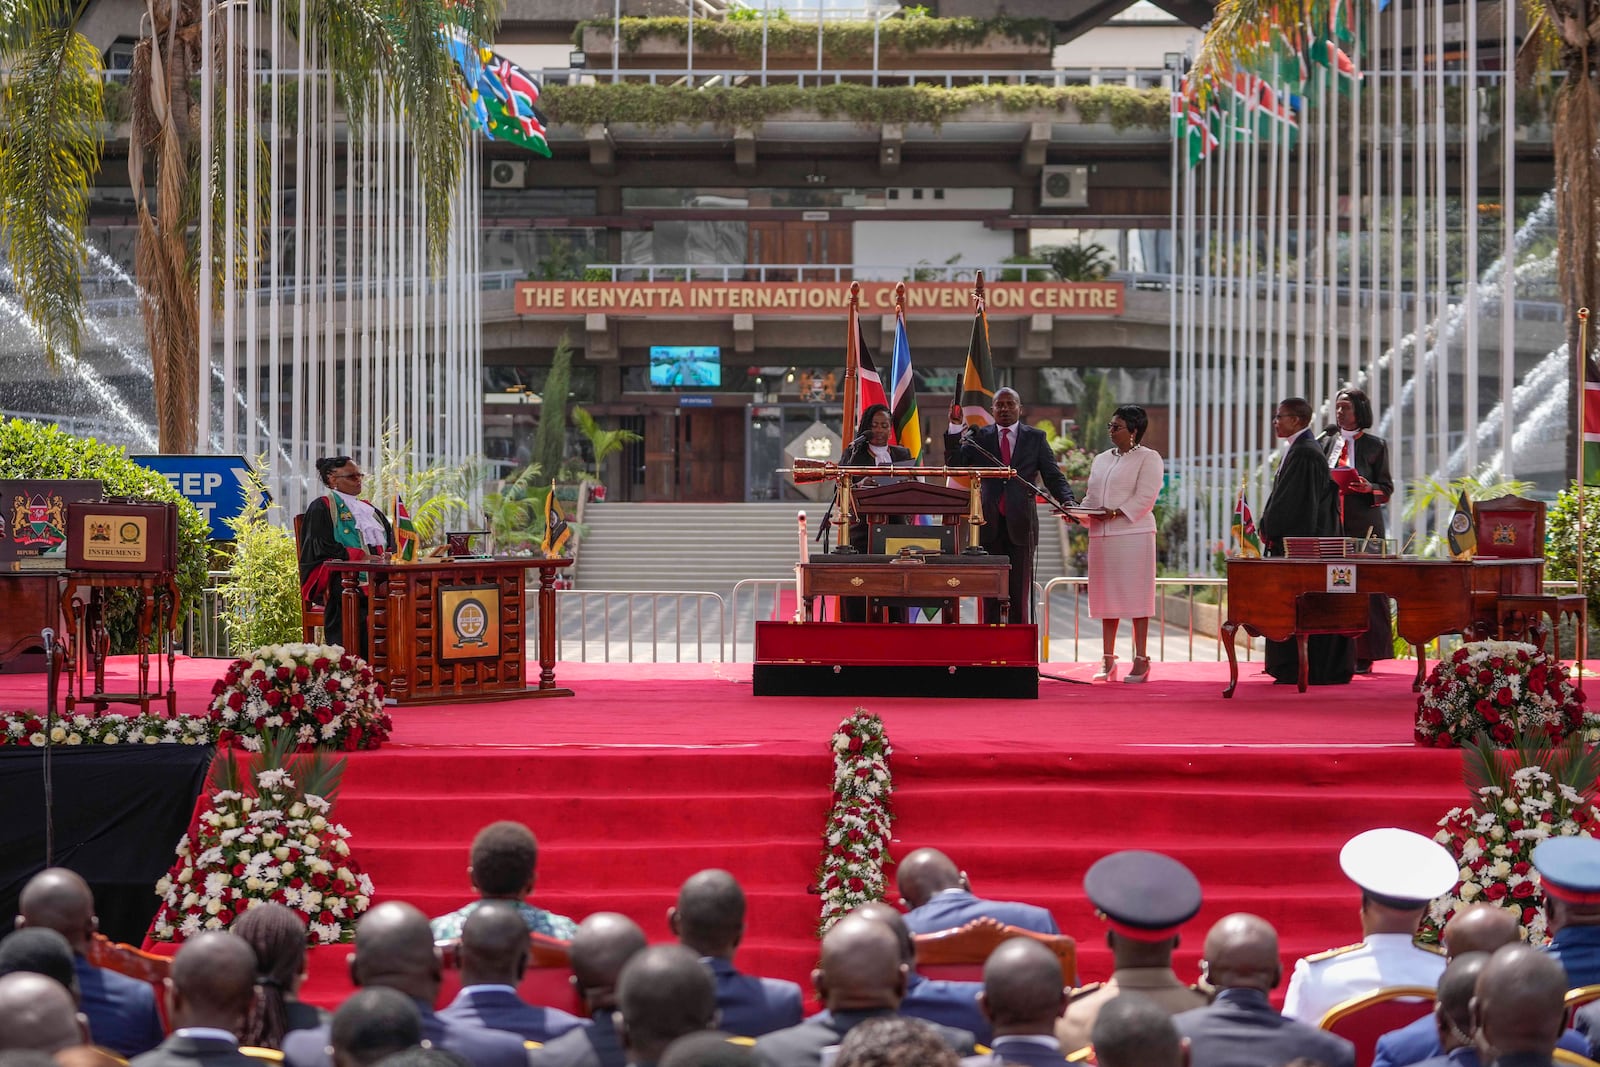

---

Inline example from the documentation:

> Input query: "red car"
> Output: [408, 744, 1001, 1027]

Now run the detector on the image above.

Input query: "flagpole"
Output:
[843, 281, 861, 441]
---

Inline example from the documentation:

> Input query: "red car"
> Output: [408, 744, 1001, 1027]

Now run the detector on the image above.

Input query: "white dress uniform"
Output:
[1280, 932, 1445, 1023]
[1281, 827, 1459, 1024]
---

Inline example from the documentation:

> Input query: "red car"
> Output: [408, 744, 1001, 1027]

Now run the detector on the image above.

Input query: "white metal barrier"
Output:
[553, 588, 726, 663]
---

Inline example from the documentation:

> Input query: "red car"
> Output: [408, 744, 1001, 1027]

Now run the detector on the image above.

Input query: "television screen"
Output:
[649, 346, 722, 388]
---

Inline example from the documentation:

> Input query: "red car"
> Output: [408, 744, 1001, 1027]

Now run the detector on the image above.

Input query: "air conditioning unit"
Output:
[489, 160, 527, 189]
[1040, 165, 1090, 209]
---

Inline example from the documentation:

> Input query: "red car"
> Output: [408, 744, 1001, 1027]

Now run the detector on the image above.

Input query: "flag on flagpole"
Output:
[949, 289, 998, 490]
[1231, 490, 1263, 558]
[393, 494, 419, 562]
[889, 308, 922, 462]
[541, 484, 572, 559]
[1584, 343, 1600, 485]
[855, 321, 891, 428]
[1447, 491, 1478, 560]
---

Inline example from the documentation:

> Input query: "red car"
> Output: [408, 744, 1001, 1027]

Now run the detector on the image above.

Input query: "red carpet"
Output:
[8, 654, 1594, 1010]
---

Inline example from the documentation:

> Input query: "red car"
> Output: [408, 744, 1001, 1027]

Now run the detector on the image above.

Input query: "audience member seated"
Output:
[528, 913, 648, 1067]
[1173, 913, 1354, 1067]
[330, 989, 423, 1067]
[615, 946, 719, 1067]
[1056, 850, 1205, 1052]
[130, 932, 261, 1067]
[372, 1051, 470, 1067]
[282, 903, 528, 1067]
[1406, 952, 1489, 1067]
[431, 822, 577, 942]
[959, 938, 1069, 1066]
[657, 1031, 764, 1067]
[852, 902, 989, 1045]
[1373, 905, 1591, 1067]
[835, 1017, 959, 1067]
[1282, 829, 1455, 1024]
[669, 869, 802, 1039]
[1470, 944, 1569, 1067]
[438, 901, 586, 1044]
[897, 851, 1058, 937]
[17, 868, 165, 1058]
[0, 928, 82, 998]
[755, 914, 976, 1067]
[1533, 837, 1600, 989]
[1087, 994, 1185, 1067]
[0, 972, 91, 1053]
[233, 903, 326, 1049]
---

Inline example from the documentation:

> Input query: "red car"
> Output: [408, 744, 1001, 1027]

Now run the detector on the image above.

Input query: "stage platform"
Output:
[5, 652, 1593, 1010]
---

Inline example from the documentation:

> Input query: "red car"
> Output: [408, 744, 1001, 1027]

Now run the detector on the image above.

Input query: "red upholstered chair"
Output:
[912, 916, 1078, 987]
[1470, 494, 1587, 661]
[292, 513, 324, 644]
[436, 931, 583, 1017]
[1317, 985, 1436, 1066]
[87, 932, 172, 1030]
[1566, 984, 1600, 1026]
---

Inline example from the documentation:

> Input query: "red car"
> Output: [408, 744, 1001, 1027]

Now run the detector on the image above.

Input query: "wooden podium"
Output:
[327, 558, 573, 705]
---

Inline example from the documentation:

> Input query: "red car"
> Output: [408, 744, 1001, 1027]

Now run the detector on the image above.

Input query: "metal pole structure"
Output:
[842, 280, 860, 443]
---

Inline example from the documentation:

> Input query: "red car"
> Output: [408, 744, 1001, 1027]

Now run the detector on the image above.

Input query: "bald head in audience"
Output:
[0, 972, 88, 1052]
[331, 987, 424, 1067]
[1441, 904, 1519, 959]
[1473, 943, 1568, 1062]
[167, 931, 259, 1036]
[616, 945, 718, 1065]
[670, 869, 746, 960]
[814, 915, 907, 1013]
[349, 903, 440, 1004]
[1432, 952, 1489, 1056]
[1201, 914, 1282, 993]
[979, 937, 1065, 1037]
[570, 912, 649, 1014]
[458, 900, 531, 988]
[851, 902, 916, 966]
[895, 850, 967, 910]
[15, 869, 96, 954]
[1091, 994, 1185, 1067]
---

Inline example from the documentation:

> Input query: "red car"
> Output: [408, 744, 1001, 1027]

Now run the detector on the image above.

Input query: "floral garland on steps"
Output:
[814, 709, 893, 934]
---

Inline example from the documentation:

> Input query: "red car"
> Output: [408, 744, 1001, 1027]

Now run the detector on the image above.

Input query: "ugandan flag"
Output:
[541, 484, 571, 559]
[393, 494, 419, 562]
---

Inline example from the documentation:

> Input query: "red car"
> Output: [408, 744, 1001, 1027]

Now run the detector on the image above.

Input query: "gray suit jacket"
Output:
[1174, 988, 1354, 1067]
[130, 1036, 261, 1067]
[757, 1009, 976, 1067]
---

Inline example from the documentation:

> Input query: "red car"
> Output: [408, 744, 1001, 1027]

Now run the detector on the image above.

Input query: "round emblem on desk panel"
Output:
[451, 597, 490, 647]
[1449, 511, 1473, 535]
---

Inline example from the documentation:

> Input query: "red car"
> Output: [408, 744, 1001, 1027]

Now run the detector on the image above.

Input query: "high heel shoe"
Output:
[1092, 655, 1118, 682]
[1124, 656, 1151, 684]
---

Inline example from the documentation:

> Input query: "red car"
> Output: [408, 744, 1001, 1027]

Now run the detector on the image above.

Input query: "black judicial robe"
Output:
[1258, 431, 1355, 685]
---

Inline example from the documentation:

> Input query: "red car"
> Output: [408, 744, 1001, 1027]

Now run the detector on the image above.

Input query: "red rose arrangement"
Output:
[207, 643, 391, 752]
[1414, 640, 1592, 748]
[815, 708, 893, 934]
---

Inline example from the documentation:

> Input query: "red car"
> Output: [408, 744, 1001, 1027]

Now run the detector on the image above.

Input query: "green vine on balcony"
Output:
[540, 83, 1171, 133]
[573, 16, 1056, 61]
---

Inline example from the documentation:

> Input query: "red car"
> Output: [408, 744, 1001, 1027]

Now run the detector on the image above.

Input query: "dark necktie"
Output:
[999, 428, 1012, 515]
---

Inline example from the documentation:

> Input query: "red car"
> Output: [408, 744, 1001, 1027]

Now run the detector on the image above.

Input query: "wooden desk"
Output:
[60, 571, 180, 714]
[1221, 557, 1542, 698]
[800, 555, 1011, 623]
[327, 558, 573, 705]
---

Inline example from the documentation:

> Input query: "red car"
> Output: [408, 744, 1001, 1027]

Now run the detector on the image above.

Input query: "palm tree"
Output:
[0, 0, 494, 452]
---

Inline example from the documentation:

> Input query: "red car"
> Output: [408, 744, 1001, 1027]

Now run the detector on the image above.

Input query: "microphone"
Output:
[40, 627, 53, 653]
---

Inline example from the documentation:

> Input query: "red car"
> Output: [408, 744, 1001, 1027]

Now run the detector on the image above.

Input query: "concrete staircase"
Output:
[575, 501, 1070, 592]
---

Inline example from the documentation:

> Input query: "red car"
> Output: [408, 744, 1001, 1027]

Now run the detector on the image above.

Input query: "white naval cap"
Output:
[1339, 827, 1459, 903]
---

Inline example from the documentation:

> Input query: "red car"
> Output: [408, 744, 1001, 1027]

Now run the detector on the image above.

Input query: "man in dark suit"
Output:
[130, 933, 259, 1067]
[945, 388, 1076, 625]
[0, 971, 92, 1053]
[282, 903, 528, 1067]
[330, 988, 423, 1067]
[669, 869, 802, 1038]
[1173, 913, 1354, 1067]
[17, 868, 165, 1058]
[439, 901, 586, 1044]
[616, 946, 718, 1067]
[529, 913, 648, 1067]
[852, 902, 988, 1045]
[1086, 994, 1184, 1067]
[1471, 944, 1568, 1067]
[755, 915, 976, 1067]
[1405, 952, 1489, 1067]
[1258, 396, 1353, 686]
[959, 938, 1069, 1066]
[899, 849, 1059, 937]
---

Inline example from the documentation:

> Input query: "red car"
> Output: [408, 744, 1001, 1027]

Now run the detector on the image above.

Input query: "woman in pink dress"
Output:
[1076, 406, 1164, 683]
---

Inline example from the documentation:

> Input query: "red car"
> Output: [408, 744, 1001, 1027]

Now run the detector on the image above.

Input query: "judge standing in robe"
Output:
[1258, 397, 1354, 686]
[1317, 386, 1395, 673]
[839, 404, 912, 622]
[298, 456, 395, 658]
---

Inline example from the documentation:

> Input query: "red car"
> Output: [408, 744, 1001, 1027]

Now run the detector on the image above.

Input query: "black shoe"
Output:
[1354, 660, 1372, 674]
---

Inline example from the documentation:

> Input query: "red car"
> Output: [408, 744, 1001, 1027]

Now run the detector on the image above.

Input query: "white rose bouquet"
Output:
[815, 709, 894, 934]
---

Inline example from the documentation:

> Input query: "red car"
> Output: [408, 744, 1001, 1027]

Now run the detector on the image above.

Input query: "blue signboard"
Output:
[134, 455, 260, 540]
[679, 395, 715, 408]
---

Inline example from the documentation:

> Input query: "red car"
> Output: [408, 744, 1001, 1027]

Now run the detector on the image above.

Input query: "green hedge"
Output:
[0, 419, 209, 653]
[540, 83, 1171, 133]
[575, 16, 1056, 61]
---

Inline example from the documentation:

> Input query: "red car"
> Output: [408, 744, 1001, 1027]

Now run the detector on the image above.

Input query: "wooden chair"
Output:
[292, 513, 323, 644]
[1064, 1048, 1095, 1064]
[1470, 494, 1587, 660]
[1317, 985, 1436, 1066]
[436, 931, 581, 1016]
[1293, 592, 1373, 693]
[1565, 984, 1600, 1028]
[912, 916, 1078, 986]
[86, 931, 171, 986]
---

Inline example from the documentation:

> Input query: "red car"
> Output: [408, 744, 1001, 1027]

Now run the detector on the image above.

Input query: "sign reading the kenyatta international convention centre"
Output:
[514, 280, 1125, 318]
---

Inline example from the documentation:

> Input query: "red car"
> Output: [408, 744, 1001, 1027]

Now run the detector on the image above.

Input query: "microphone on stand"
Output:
[41, 626, 59, 865]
